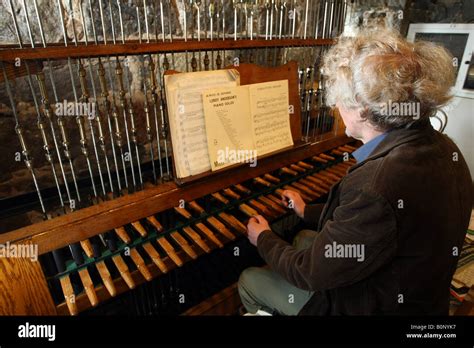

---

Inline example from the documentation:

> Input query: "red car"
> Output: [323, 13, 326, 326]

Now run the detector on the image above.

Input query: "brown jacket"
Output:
[257, 120, 473, 315]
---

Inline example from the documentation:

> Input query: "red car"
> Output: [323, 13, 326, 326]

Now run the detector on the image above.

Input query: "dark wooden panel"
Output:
[0, 39, 335, 62]
[0, 60, 43, 82]
[183, 283, 241, 316]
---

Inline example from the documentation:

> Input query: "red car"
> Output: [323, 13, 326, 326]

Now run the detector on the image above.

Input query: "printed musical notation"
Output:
[165, 69, 240, 178]
[203, 80, 293, 171]
[249, 80, 293, 155]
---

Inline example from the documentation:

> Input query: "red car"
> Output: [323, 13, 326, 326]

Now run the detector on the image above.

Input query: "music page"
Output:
[202, 85, 254, 171]
[249, 80, 294, 156]
[165, 69, 240, 178]
[202, 79, 293, 172]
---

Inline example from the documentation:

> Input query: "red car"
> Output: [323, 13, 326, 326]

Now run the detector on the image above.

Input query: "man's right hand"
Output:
[280, 190, 306, 219]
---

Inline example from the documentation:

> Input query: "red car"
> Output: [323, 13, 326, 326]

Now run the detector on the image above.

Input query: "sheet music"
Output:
[165, 70, 240, 178]
[202, 79, 293, 172]
[249, 80, 294, 156]
[202, 86, 254, 171]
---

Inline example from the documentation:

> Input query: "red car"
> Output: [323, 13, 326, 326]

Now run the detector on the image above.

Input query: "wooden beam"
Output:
[0, 38, 335, 62]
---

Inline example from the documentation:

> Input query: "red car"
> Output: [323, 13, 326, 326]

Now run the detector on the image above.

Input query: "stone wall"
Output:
[343, 0, 473, 35]
[407, 0, 474, 24]
[343, 0, 407, 35]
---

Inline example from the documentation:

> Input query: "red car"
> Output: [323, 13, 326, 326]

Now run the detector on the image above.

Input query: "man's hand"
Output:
[247, 215, 271, 246]
[281, 190, 306, 218]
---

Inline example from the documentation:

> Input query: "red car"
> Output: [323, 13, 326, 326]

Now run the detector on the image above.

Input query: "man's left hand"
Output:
[247, 215, 271, 246]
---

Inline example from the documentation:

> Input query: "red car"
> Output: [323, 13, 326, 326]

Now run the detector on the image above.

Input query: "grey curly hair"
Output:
[322, 29, 455, 131]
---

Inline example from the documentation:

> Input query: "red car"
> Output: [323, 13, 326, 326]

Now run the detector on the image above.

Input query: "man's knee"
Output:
[238, 267, 261, 295]
[238, 267, 265, 313]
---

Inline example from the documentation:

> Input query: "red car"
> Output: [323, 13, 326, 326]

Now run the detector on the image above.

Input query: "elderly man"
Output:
[238, 29, 473, 315]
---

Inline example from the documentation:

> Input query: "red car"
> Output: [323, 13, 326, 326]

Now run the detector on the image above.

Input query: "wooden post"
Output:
[0, 241, 56, 315]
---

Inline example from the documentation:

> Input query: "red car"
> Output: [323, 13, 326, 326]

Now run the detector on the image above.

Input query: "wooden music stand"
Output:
[165, 61, 303, 186]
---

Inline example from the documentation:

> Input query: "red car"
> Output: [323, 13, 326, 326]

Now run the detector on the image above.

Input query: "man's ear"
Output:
[358, 107, 370, 122]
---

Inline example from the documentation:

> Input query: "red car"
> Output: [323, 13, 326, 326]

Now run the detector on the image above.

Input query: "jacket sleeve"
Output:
[303, 203, 325, 228]
[257, 188, 397, 291]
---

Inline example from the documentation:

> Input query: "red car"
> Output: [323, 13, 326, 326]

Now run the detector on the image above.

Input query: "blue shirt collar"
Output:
[352, 133, 388, 163]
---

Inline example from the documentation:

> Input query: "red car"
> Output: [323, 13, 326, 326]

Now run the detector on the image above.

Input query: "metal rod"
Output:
[98, 0, 108, 43]
[342, 0, 348, 35]
[291, 0, 296, 39]
[98, 58, 123, 192]
[21, 0, 66, 210]
[303, 0, 309, 39]
[271, 0, 278, 65]
[143, 2, 165, 180]
[183, 0, 189, 71]
[166, 0, 175, 69]
[157, 87, 171, 179]
[61, 0, 99, 199]
[332, 0, 340, 38]
[221, 0, 226, 65]
[79, 59, 108, 197]
[82, 0, 115, 196]
[33, 0, 80, 208]
[233, 0, 238, 40]
[107, 59, 129, 191]
[283, 0, 288, 39]
[160, 0, 166, 43]
[75, 0, 108, 198]
[115, 58, 137, 190]
[314, 0, 321, 39]
[136, 3, 158, 183]
[143, 0, 151, 43]
[118, 0, 144, 188]
[154, 55, 171, 179]
[322, 0, 328, 39]
[209, 0, 215, 69]
[103, 0, 130, 192]
[328, 0, 334, 38]
[215, 0, 222, 68]
[204, 1, 210, 70]
[148, 58, 164, 179]
[196, 0, 202, 71]
[92, 0, 123, 193]
[269, 0, 274, 40]
[157, 0, 171, 74]
[278, 0, 283, 39]
[249, 0, 255, 40]
[1, 62, 46, 217]
[108, 0, 117, 43]
[264, 0, 270, 64]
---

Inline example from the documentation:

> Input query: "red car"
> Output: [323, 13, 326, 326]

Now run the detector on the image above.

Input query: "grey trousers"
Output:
[238, 229, 318, 315]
